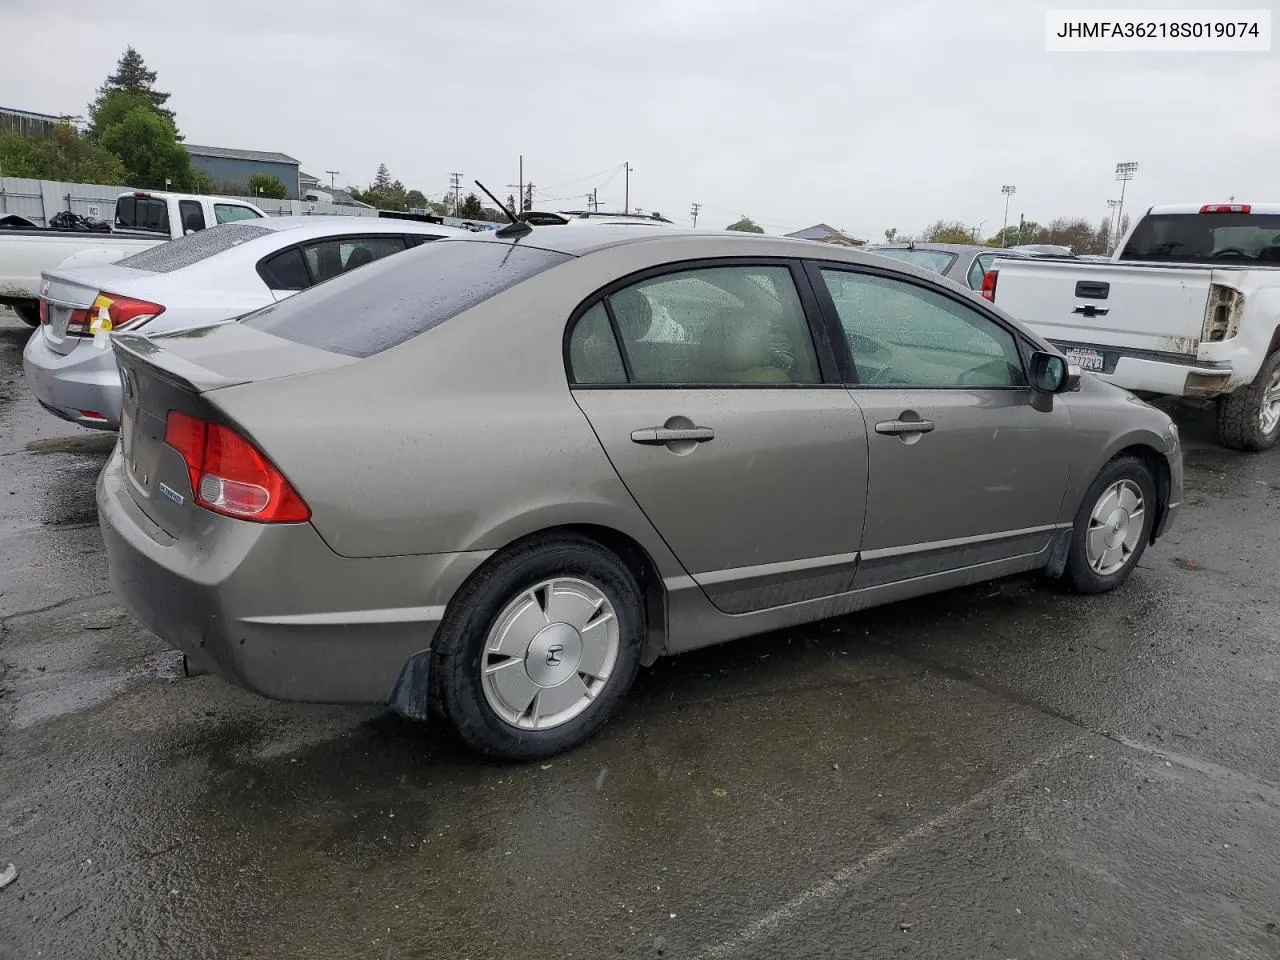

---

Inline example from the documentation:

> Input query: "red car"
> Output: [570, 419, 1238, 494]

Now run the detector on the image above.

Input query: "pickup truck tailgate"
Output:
[992, 260, 1215, 357]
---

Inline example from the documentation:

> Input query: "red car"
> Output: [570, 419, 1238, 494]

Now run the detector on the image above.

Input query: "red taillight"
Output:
[1200, 203, 1251, 214]
[61, 292, 164, 337]
[38, 297, 49, 324]
[981, 269, 998, 302]
[163, 412, 310, 523]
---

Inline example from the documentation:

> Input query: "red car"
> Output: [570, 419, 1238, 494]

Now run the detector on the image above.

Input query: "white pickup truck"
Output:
[985, 203, 1280, 451]
[0, 191, 266, 326]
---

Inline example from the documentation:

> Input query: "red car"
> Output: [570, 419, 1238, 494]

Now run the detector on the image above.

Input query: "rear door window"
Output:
[116, 222, 273, 273]
[243, 239, 571, 358]
[178, 200, 205, 234]
[258, 248, 311, 291]
[1120, 212, 1280, 264]
[214, 204, 262, 224]
[302, 236, 408, 284]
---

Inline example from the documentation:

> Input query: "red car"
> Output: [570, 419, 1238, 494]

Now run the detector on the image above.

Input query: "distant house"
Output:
[298, 170, 322, 193]
[183, 144, 302, 198]
[784, 223, 865, 246]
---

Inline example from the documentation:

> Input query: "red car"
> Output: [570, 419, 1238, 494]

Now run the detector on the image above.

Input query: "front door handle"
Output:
[875, 419, 934, 436]
[631, 426, 716, 444]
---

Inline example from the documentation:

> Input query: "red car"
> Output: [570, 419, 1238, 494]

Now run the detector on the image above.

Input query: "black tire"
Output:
[1063, 455, 1158, 594]
[1217, 349, 1280, 452]
[11, 303, 39, 327]
[429, 533, 644, 761]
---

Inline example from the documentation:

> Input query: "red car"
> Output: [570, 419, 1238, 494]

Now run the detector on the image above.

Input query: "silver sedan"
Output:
[23, 216, 465, 430]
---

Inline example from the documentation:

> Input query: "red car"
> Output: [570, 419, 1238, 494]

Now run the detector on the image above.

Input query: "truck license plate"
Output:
[1064, 348, 1105, 372]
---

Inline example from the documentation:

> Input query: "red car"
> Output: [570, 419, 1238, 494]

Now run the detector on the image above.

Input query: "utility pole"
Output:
[1001, 185, 1016, 247]
[1105, 199, 1121, 252]
[449, 172, 462, 216]
[324, 170, 340, 189]
[690, 202, 701, 228]
[1114, 161, 1138, 244]
[587, 189, 599, 213]
[1018, 212, 1025, 245]
[624, 162, 631, 216]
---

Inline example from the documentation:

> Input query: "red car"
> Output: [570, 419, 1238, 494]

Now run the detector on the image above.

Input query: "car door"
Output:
[567, 260, 869, 614]
[809, 263, 1074, 588]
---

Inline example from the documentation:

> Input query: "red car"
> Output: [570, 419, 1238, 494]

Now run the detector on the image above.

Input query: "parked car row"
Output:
[1, 190, 268, 327]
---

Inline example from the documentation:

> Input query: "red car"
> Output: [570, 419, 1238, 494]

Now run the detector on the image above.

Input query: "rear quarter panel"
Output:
[205, 241, 744, 580]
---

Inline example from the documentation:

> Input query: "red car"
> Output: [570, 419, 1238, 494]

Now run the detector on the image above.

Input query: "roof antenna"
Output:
[475, 180, 532, 239]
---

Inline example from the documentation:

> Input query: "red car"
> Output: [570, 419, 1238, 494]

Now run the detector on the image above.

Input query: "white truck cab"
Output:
[985, 203, 1280, 451]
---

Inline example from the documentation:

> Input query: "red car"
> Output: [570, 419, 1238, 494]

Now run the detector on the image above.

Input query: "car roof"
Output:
[430, 226, 946, 277]
[249, 216, 469, 238]
[863, 242, 999, 256]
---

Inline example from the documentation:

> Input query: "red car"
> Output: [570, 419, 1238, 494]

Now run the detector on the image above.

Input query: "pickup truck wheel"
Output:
[1063, 455, 1157, 594]
[1217, 349, 1280, 452]
[11, 304, 39, 327]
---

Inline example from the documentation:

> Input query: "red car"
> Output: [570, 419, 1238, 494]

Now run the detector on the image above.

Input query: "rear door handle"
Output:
[875, 419, 934, 436]
[631, 426, 716, 444]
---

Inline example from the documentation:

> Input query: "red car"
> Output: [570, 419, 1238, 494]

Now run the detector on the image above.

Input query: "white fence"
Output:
[0, 176, 377, 226]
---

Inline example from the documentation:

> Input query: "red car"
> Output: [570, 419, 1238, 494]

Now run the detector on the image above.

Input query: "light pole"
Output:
[1001, 185, 1016, 247]
[1105, 199, 1121, 252]
[1114, 161, 1138, 243]
[972, 219, 987, 243]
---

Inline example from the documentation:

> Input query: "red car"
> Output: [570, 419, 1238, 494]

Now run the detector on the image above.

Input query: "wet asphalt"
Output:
[1, 308, 1279, 960]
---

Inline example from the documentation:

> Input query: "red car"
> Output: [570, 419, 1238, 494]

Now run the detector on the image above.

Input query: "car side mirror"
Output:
[1030, 351, 1080, 394]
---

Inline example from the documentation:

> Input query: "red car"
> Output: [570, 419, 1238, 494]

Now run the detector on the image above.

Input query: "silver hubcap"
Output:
[1259, 369, 1280, 435]
[1086, 479, 1145, 576]
[481, 578, 619, 730]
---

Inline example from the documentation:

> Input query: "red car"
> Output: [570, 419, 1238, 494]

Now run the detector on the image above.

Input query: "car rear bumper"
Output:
[23, 330, 123, 429]
[97, 447, 492, 705]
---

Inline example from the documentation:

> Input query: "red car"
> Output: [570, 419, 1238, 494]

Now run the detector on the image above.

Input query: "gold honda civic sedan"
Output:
[99, 224, 1182, 760]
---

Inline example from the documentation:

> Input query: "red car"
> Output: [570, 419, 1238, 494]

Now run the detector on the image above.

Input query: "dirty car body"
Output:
[98, 227, 1182, 758]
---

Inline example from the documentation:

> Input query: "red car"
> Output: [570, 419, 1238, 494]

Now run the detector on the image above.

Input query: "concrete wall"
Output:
[0, 177, 376, 225]
[186, 156, 301, 199]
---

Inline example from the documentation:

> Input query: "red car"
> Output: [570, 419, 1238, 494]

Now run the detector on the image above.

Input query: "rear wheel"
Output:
[1063, 455, 1157, 594]
[430, 534, 644, 761]
[11, 303, 39, 327]
[1217, 349, 1280, 452]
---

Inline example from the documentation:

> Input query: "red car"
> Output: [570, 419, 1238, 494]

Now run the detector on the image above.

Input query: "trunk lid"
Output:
[990, 258, 1216, 358]
[112, 322, 356, 536]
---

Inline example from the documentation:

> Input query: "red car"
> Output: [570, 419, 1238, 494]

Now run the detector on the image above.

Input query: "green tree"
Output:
[372, 163, 393, 191]
[883, 227, 899, 242]
[726, 216, 764, 233]
[1093, 216, 1113, 255]
[95, 98, 196, 190]
[522, 183, 535, 213]
[458, 193, 483, 219]
[0, 124, 127, 184]
[506, 193, 517, 214]
[89, 46, 174, 134]
[247, 174, 288, 199]
[921, 219, 973, 244]
[404, 189, 427, 209]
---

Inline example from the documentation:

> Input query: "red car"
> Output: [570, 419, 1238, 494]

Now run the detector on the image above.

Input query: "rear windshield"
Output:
[1120, 213, 1280, 264]
[866, 248, 959, 275]
[242, 238, 572, 358]
[115, 195, 171, 234]
[116, 222, 273, 273]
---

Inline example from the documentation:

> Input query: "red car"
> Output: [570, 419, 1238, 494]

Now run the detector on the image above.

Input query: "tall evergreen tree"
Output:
[89, 47, 175, 134]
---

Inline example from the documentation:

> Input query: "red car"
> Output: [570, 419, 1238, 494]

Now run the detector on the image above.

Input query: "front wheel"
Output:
[1063, 455, 1158, 594]
[430, 534, 645, 761]
[1217, 349, 1280, 452]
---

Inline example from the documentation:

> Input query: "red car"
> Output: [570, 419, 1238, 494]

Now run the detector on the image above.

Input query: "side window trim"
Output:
[562, 256, 841, 389]
[803, 259, 1031, 389]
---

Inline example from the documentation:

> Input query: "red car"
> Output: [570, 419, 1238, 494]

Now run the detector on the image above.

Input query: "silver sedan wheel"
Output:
[1086, 479, 1145, 576]
[480, 578, 620, 731]
[1260, 368, 1280, 435]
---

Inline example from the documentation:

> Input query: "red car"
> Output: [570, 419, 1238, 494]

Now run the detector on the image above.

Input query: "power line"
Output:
[539, 163, 625, 192]
[690, 202, 701, 228]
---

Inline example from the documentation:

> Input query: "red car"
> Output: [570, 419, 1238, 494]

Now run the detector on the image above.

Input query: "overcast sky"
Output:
[2, 0, 1275, 238]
